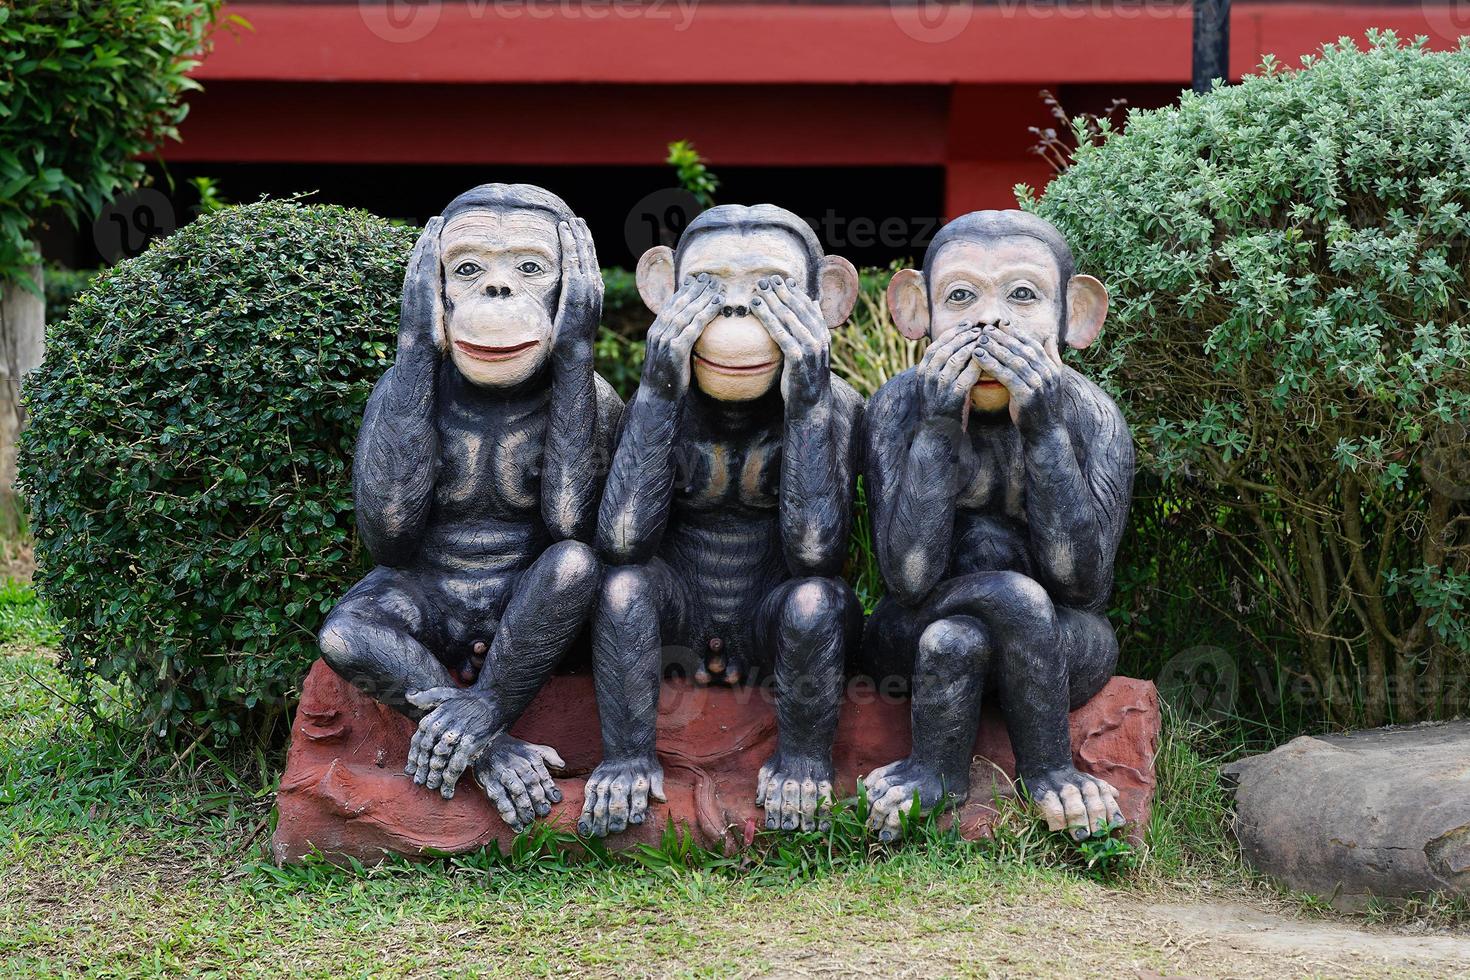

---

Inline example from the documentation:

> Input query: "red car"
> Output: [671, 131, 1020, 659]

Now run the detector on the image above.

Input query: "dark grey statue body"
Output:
[581, 205, 865, 837]
[860, 210, 1135, 840]
[318, 184, 621, 830]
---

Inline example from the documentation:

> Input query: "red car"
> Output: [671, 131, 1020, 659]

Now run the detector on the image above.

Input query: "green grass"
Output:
[4, 578, 1460, 977]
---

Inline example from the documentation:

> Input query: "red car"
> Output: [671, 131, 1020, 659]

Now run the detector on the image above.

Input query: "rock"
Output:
[1224, 722, 1470, 909]
[273, 659, 1160, 864]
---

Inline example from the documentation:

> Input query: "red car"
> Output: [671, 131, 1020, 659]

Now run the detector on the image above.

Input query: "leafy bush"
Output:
[21, 201, 417, 745]
[1025, 33, 1470, 726]
[0, 0, 225, 285]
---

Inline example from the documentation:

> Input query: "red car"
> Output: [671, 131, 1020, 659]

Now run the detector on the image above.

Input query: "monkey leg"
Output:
[318, 566, 455, 719]
[930, 572, 1124, 839]
[752, 576, 861, 832]
[579, 558, 687, 838]
[863, 615, 990, 841]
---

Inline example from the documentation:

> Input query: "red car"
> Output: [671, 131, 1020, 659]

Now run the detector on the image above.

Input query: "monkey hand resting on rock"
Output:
[580, 204, 865, 838]
[859, 210, 1134, 841]
[318, 184, 622, 831]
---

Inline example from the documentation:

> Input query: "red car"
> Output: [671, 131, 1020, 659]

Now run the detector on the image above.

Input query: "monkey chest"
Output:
[954, 432, 1026, 515]
[434, 417, 545, 518]
[675, 434, 782, 513]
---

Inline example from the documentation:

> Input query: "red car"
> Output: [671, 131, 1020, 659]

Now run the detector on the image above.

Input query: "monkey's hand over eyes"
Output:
[974, 328, 1067, 436]
[398, 217, 447, 366]
[916, 324, 983, 425]
[640, 274, 725, 400]
[404, 686, 503, 799]
[750, 277, 831, 410]
[552, 218, 603, 366]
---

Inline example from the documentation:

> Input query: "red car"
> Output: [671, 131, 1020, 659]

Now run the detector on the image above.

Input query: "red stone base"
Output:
[273, 659, 1160, 864]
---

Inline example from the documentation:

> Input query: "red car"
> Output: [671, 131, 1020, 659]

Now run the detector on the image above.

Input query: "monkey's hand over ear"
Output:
[398, 217, 447, 367]
[974, 327, 1066, 436]
[751, 277, 832, 410]
[552, 218, 603, 366]
[640, 274, 724, 400]
[916, 323, 983, 425]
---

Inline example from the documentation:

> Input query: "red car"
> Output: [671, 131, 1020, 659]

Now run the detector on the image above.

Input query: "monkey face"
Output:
[678, 228, 808, 402]
[927, 236, 1066, 412]
[439, 208, 561, 387]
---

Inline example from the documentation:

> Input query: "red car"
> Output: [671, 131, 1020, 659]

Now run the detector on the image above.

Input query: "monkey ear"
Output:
[1065, 274, 1109, 350]
[816, 255, 860, 329]
[887, 268, 930, 340]
[635, 245, 677, 314]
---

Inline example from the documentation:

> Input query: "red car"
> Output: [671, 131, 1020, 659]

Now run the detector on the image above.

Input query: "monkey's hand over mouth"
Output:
[973, 326, 1067, 435]
[916, 322, 984, 425]
[404, 685, 503, 799]
[749, 276, 831, 410]
[640, 274, 725, 400]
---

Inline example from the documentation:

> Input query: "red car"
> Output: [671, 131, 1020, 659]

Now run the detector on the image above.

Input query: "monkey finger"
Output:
[1081, 780, 1110, 836]
[974, 349, 1030, 395]
[630, 773, 650, 825]
[405, 687, 460, 712]
[799, 777, 820, 831]
[439, 736, 480, 799]
[988, 330, 1053, 382]
[673, 293, 725, 352]
[1059, 783, 1089, 839]
[780, 777, 801, 830]
[529, 742, 566, 773]
[589, 780, 612, 837]
[748, 297, 804, 362]
[879, 800, 908, 842]
[523, 767, 552, 818]
[574, 217, 599, 274]
[979, 336, 1044, 387]
[423, 736, 456, 790]
[1043, 334, 1066, 368]
[762, 778, 785, 830]
[766, 280, 823, 345]
[607, 774, 631, 833]
[1038, 791, 1067, 832]
[576, 777, 603, 837]
[483, 779, 521, 830]
[650, 768, 667, 803]
[755, 763, 774, 805]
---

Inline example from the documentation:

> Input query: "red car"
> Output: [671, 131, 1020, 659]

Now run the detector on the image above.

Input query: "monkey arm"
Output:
[540, 342, 601, 542]
[864, 375, 961, 607]
[594, 387, 682, 565]
[1020, 377, 1134, 608]
[352, 351, 440, 568]
[778, 378, 860, 577]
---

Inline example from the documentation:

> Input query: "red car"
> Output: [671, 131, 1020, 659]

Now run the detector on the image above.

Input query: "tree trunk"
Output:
[0, 262, 44, 539]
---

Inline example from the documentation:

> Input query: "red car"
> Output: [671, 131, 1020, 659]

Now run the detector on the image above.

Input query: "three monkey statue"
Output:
[320, 184, 1134, 843]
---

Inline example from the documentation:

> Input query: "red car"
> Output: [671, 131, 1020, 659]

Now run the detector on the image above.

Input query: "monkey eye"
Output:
[946, 287, 975, 305]
[453, 261, 481, 277]
[1009, 286, 1038, 302]
[517, 260, 544, 275]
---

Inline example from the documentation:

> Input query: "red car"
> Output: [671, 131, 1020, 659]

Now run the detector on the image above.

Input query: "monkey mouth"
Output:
[693, 353, 778, 376]
[454, 339, 540, 362]
[975, 379, 1005, 389]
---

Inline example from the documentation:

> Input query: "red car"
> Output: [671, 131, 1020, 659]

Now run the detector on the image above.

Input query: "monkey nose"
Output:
[486, 285, 510, 298]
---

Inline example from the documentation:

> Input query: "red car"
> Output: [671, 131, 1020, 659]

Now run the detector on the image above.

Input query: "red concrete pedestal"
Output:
[273, 660, 1160, 864]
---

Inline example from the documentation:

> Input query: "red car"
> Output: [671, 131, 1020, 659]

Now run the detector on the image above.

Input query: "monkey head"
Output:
[887, 210, 1109, 413]
[635, 204, 859, 402]
[435, 184, 577, 388]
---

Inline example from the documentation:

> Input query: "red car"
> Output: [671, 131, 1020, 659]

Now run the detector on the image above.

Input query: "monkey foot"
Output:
[861, 757, 967, 841]
[755, 753, 834, 831]
[577, 756, 667, 838]
[472, 735, 565, 832]
[1022, 765, 1125, 840]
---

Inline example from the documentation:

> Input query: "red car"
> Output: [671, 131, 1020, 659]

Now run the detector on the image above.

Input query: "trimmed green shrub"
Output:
[0, 0, 224, 285]
[21, 201, 417, 744]
[1025, 33, 1470, 726]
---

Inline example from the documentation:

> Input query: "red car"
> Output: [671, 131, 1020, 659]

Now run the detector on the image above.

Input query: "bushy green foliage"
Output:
[0, 0, 225, 286]
[20, 201, 418, 744]
[1025, 33, 1470, 725]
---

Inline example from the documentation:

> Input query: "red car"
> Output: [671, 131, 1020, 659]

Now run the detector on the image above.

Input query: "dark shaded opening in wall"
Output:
[38, 163, 947, 273]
